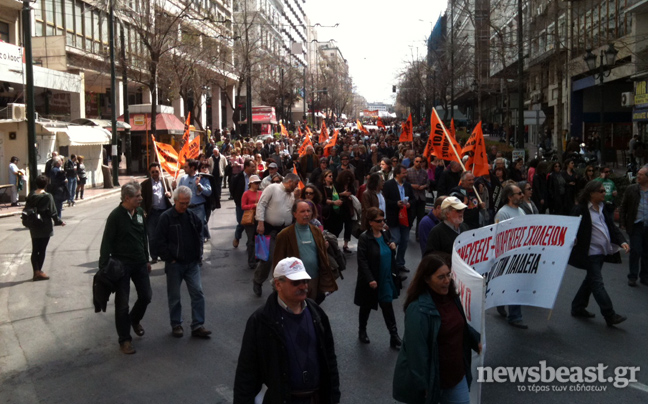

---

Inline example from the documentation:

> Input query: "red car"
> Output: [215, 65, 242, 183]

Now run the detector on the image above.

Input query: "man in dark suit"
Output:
[230, 158, 257, 248]
[141, 162, 172, 263]
[382, 164, 414, 274]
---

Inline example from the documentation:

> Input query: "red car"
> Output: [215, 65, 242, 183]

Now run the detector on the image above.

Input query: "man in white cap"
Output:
[234, 257, 340, 404]
[424, 196, 469, 256]
[260, 162, 279, 190]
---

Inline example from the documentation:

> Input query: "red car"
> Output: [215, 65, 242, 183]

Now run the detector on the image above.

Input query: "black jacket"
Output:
[355, 230, 399, 309]
[436, 169, 461, 197]
[231, 171, 247, 207]
[569, 203, 626, 269]
[620, 183, 641, 234]
[382, 178, 415, 228]
[141, 177, 172, 215]
[234, 292, 340, 404]
[152, 207, 203, 264]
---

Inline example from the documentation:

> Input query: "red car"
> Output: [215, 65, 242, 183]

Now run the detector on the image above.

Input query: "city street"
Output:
[1, 189, 648, 403]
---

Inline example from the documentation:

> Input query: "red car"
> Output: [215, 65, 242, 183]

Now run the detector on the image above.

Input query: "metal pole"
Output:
[109, 0, 118, 185]
[120, 22, 131, 174]
[280, 68, 284, 123]
[599, 52, 605, 164]
[450, 0, 454, 120]
[303, 66, 306, 124]
[22, 0, 37, 190]
[516, 0, 524, 149]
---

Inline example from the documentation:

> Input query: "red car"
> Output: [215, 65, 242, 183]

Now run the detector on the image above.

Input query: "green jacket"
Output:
[393, 292, 480, 404]
[99, 204, 148, 270]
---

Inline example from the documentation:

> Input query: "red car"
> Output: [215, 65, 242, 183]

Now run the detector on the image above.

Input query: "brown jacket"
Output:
[273, 223, 338, 298]
[361, 190, 380, 231]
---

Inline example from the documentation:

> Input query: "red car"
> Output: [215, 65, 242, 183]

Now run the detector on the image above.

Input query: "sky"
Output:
[304, 0, 447, 105]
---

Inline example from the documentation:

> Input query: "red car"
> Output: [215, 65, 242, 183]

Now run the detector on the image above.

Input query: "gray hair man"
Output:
[153, 185, 211, 339]
[252, 173, 300, 297]
[99, 181, 152, 354]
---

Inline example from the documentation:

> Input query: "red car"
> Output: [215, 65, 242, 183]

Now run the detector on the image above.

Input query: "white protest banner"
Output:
[454, 214, 580, 310]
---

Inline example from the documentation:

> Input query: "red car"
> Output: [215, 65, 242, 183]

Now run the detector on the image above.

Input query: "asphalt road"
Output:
[1, 191, 647, 404]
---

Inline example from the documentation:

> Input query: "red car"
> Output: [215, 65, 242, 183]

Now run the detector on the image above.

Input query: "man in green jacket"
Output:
[99, 181, 152, 355]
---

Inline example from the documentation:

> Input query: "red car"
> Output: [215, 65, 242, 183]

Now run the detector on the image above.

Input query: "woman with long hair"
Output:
[355, 207, 400, 348]
[254, 153, 266, 173]
[301, 184, 323, 223]
[532, 161, 549, 213]
[336, 169, 357, 253]
[320, 169, 344, 238]
[547, 161, 566, 214]
[241, 175, 262, 269]
[578, 165, 597, 193]
[360, 172, 385, 231]
[75, 155, 87, 200]
[562, 158, 580, 214]
[518, 180, 539, 215]
[393, 254, 481, 404]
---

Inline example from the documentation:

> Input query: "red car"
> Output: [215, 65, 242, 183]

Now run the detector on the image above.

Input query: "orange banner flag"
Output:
[298, 127, 304, 137]
[178, 136, 201, 168]
[377, 117, 386, 129]
[323, 130, 338, 157]
[298, 134, 312, 157]
[182, 112, 191, 143]
[400, 113, 413, 142]
[152, 135, 180, 176]
[293, 166, 305, 189]
[305, 125, 312, 137]
[450, 118, 456, 140]
[423, 109, 463, 163]
[280, 121, 289, 137]
[357, 120, 369, 134]
[463, 122, 489, 177]
[319, 121, 328, 144]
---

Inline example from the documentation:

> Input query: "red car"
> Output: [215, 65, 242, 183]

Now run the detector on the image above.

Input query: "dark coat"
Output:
[620, 183, 641, 234]
[532, 172, 548, 212]
[24, 192, 63, 238]
[231, 171, 248, 207]
[233, 292, 341, 404]
[436, 169, 461, 197]
[569, 203, 626, 269]
[355, 230, 399, 309]
[140, 177, 172, 215]
[152, 207, 203, 264]
[382, 179, 414, 228]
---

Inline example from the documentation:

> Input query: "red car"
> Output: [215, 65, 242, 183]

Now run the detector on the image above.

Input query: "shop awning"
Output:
[57, 125, 112, 146]
[36, 122, 68, 135]
[70, 118, 132, 130]
[118, 113, 185, 135]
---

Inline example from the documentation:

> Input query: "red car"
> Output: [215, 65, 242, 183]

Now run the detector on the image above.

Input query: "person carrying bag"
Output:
[241, 175, 262, 269]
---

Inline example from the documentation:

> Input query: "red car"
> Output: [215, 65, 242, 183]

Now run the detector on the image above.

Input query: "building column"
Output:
[142, 88, 153, 104]
[115, 79, 124, 117]
[172, 97, 184, 120]
[70, 72, 86, 120]
[211, 88, 222, 132]
[225, 85, 235, 131]
[199, 93, 207, 130]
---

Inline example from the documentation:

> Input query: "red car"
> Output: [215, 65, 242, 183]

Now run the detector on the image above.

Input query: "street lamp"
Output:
[583, 43, 618, 164]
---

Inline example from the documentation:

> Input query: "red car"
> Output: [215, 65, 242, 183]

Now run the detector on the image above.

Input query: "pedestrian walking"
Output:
[569, 180, 629, 327]
[98, 181, 152, 354]
[424, 196, 469, 256]
[153, 185, 212, 339]
[241, 175, 262, 269]
[25, 175, 65, 281]
[393, 254, 481, 404]
[8, 156, 21, 206]
[141, 162, 172, 262]
[383, 164, 414, 273]
[177, 159, 212, 243]
[231, 159, 257, 248]
[64, 154, 78, 207]
[620, 165, 648, 287]
[75, 155, 87, 200]
[48, 157, 67, 219]
[234, 257, 341, 404]
[355, 207, 401, 348]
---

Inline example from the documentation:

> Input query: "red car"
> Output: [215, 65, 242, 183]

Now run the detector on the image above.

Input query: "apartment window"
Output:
[0, 21, 9, 42]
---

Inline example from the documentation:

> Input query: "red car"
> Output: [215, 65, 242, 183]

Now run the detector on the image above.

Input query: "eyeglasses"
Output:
[371, 218, 385, 223]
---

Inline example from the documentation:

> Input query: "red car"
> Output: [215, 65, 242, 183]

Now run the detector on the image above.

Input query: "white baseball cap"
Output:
[273, 257, 311, 281]
[441, 196, 468, 210]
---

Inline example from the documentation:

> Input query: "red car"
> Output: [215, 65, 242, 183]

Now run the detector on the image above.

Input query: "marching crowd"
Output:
[17, 121, 648, 404]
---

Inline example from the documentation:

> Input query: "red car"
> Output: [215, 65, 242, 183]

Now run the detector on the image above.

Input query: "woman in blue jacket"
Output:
[393, 255, 481, 404]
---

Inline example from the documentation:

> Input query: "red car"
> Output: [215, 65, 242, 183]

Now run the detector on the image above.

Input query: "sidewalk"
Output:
[0, 174, 146, 219]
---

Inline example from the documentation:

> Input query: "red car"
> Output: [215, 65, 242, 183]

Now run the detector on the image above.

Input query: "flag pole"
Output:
[152, 135, 173, 205]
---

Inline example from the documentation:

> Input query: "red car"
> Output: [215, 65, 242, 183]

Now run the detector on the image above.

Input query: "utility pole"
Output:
[516, 0, 525, 149]
[109, 0, 118, 185]
[120, 23, 131, 175]
[244, 0, 253, 137]
[22, 0, 37, 190]
[450, 0, 454, 120]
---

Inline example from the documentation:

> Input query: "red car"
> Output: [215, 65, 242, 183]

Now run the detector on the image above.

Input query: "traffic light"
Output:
[392, 85, 396, 93]
[235, 96, 247, 122]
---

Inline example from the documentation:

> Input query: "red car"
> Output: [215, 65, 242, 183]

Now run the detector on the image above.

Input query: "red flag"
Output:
[323, 130, 338, 157]
[178, 136, 201, 168]
[319, 121, 328, 144]
[423, 109, 462, 163]
[450, 118, 456, 140]
[464, 122, 489, 177]
[293, 166, 305, 189]
[280, 121, 289, 137]
[357, 120, 369, 134]
[377, 117, 386, 129]
[182, 112, 191, 143]
[152, 135, 180, 176]
[399, 113, 413, 142]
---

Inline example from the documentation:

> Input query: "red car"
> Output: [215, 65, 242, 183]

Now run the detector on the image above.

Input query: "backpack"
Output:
[21, 207, 43, 229]
[64, 159, 76, 177]
[322, 230, 346, 279]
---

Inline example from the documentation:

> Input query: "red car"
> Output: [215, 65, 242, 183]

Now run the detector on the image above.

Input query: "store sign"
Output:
[635, 81, 648, 107]
[632, 108, 648, 122]
[0, 42, 24, 70]
[133, 114, 146, 126]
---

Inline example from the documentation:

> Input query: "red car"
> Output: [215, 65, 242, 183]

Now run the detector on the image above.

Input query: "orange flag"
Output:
[357, 120, 369, 134]
[298, 134, 312, 157]
[293, 166, 305, 189]
[399, 113, 413, 142]
[423, 109, 463, 163]
[297, 127, 304, 137]
[450, 118, 456, 140]
[377, 117, 386, 129]
[319, 121, 328, 144]
[178, 136, 201, 168]
[463, 122, 489, 177]
[152, 135, 180, 176]
[305, 125, 312, 138]
[323, 130, 338, 157]
[182, 112, 191, 143]
[280, 121, 289, 137]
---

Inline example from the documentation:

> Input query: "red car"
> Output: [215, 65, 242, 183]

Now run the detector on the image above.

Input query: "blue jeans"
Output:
[114, 262, 152, 343]
[440, 375, 470, 404]
[390, 225, 411, 268]
[572, 255, 615, 318]
[235, 205, 244, 240]
[165, 261, 205, 330]
[507, 305, 523, 323]
[67, 177, 77, 203]
[189, 205, 208, 244]
[628, 222, 648, 282]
